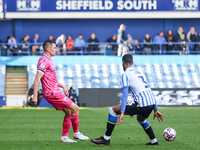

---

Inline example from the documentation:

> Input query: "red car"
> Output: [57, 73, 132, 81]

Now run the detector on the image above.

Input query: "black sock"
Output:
[105, 122, 116, 136]
[144, 126, 155, 140]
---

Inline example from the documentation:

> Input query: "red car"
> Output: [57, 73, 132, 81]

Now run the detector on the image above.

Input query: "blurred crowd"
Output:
[1, 25, 200, 56]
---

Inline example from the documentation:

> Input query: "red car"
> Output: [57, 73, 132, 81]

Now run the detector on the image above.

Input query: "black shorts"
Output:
[125, 102, 155, 118]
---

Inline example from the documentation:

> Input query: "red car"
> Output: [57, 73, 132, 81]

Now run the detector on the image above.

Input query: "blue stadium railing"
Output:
[0, 42, 200, 55]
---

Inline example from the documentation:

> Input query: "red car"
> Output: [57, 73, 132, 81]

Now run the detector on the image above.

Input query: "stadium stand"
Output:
[24, 56, 200, 92]
[0, 65, 6, 96]
[0, 52, 199, 107]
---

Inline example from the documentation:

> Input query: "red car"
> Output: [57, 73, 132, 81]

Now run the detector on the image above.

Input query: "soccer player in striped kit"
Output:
[91, 54, 165, 146]
[32, 40, 89, 143]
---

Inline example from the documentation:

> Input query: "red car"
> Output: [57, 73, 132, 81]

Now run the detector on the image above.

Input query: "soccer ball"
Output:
[163, 128, 176, 141]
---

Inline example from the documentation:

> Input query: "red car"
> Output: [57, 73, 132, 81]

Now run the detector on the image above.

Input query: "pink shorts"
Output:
[45, 91, 73, 111]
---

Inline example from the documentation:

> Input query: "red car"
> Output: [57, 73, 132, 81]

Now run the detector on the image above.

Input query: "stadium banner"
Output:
[79, 88, 200, 107]
[5, 0, 200, 18]
[0, 0, 3, 18]
[7, 0, 200, 12]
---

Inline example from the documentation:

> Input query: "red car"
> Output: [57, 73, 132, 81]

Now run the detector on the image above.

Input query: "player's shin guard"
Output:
[105, 108, 118, 137]
[71, 114, 79, 133]
[62, 117, 71, 136]
[137, 119, 155, 140]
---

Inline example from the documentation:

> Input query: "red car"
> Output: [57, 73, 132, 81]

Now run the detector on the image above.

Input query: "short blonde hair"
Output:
[178, 27, 183, 33]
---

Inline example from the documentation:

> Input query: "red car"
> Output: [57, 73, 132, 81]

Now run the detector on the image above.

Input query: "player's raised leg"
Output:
[137, 115, 160, 145]
[60, 108, 77, 143]
[68, 103, 89, 141]
[91, 105, 121, 145]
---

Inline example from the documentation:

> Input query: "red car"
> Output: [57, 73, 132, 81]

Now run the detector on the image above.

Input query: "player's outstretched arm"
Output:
[32, 71, 44, 105]
[153, 110, 165, 122]
[58, 82, 68, 97]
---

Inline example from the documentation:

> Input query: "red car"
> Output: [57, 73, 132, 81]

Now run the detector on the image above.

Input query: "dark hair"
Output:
[68, 35, 73, 38]
[122, 54, 133, 65]
[166, 29, 174, 38]
[43, 40, 55, 51]
[78, 34, 82, 36]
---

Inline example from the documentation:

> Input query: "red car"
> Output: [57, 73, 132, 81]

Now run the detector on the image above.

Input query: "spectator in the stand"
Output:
[20, 35, 31, 52]
[48, 35, 55, 43]
[187, 27, 197, 51]
[23, 84, 35, 107]
[106, 34, 118, 52]
[32, 33, 43, 55]
[153, 32, 167, 51]
[126, 34, 134, 52]
[134, 39, 141, 53]
[117, 24, 127, 56]
[165, 30, 176, 52]
[196, 33, 200, 51]
[87, 33, 100, 53]
[66, 35, 74, 52]
[68, 85, 77, 104]
[23, 85, 44, 107]
[37, 89, 43, 108]
[6, 36, 11, 43]
[56, 34, 66, 55]
[8, 35, 18, 52]
[0, 39, 3, 49]
[178, 33, 189, 54]
[74, 34, 85, 51]
[143, 34, 152, 54]
[175, 27, 184, 42]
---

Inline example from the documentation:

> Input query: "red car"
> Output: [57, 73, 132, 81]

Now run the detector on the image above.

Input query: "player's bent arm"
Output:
[117, 86, 129, 125]
[33, 71, 44, 98]
[58, 82, 65, 89]
[58, 82, 68, 96]
[121, 86, 129, 113]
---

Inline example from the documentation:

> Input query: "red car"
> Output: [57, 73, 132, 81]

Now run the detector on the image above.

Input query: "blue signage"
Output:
[6, 0, 199, 12]
[0, 0, 2, 12]
[16, 0, 41, 11]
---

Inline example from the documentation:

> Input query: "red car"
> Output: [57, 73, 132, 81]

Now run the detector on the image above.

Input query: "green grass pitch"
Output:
[0, 107, 200, 150]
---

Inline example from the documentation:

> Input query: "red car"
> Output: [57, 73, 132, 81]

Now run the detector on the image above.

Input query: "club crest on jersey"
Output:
[40, 62, 46, 69]
[63, 97, 68, 102]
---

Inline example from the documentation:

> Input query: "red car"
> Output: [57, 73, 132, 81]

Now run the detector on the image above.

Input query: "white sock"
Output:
[61, 136, 68, 139]
[103, 134, 111, 140]
[73, 131, 80, 135]
[150, 138, 157, 144]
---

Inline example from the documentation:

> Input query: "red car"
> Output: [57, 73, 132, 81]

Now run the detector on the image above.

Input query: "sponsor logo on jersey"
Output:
[63, 97, 68, 102]
[40, 62, 46, 69]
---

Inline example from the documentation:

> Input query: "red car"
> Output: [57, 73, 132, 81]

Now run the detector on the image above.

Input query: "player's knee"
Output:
[137, 119, 151, 130]
[137, 119, 146, 124]
[108, 108, 118, 124]
[73, 105, 79, 114]
[63, 109, 71, 117]
[66, 110, 71, 117]
[137, 115, 145, 122]
[109, 108, 117, 117]
[76, 105, 79, 112]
